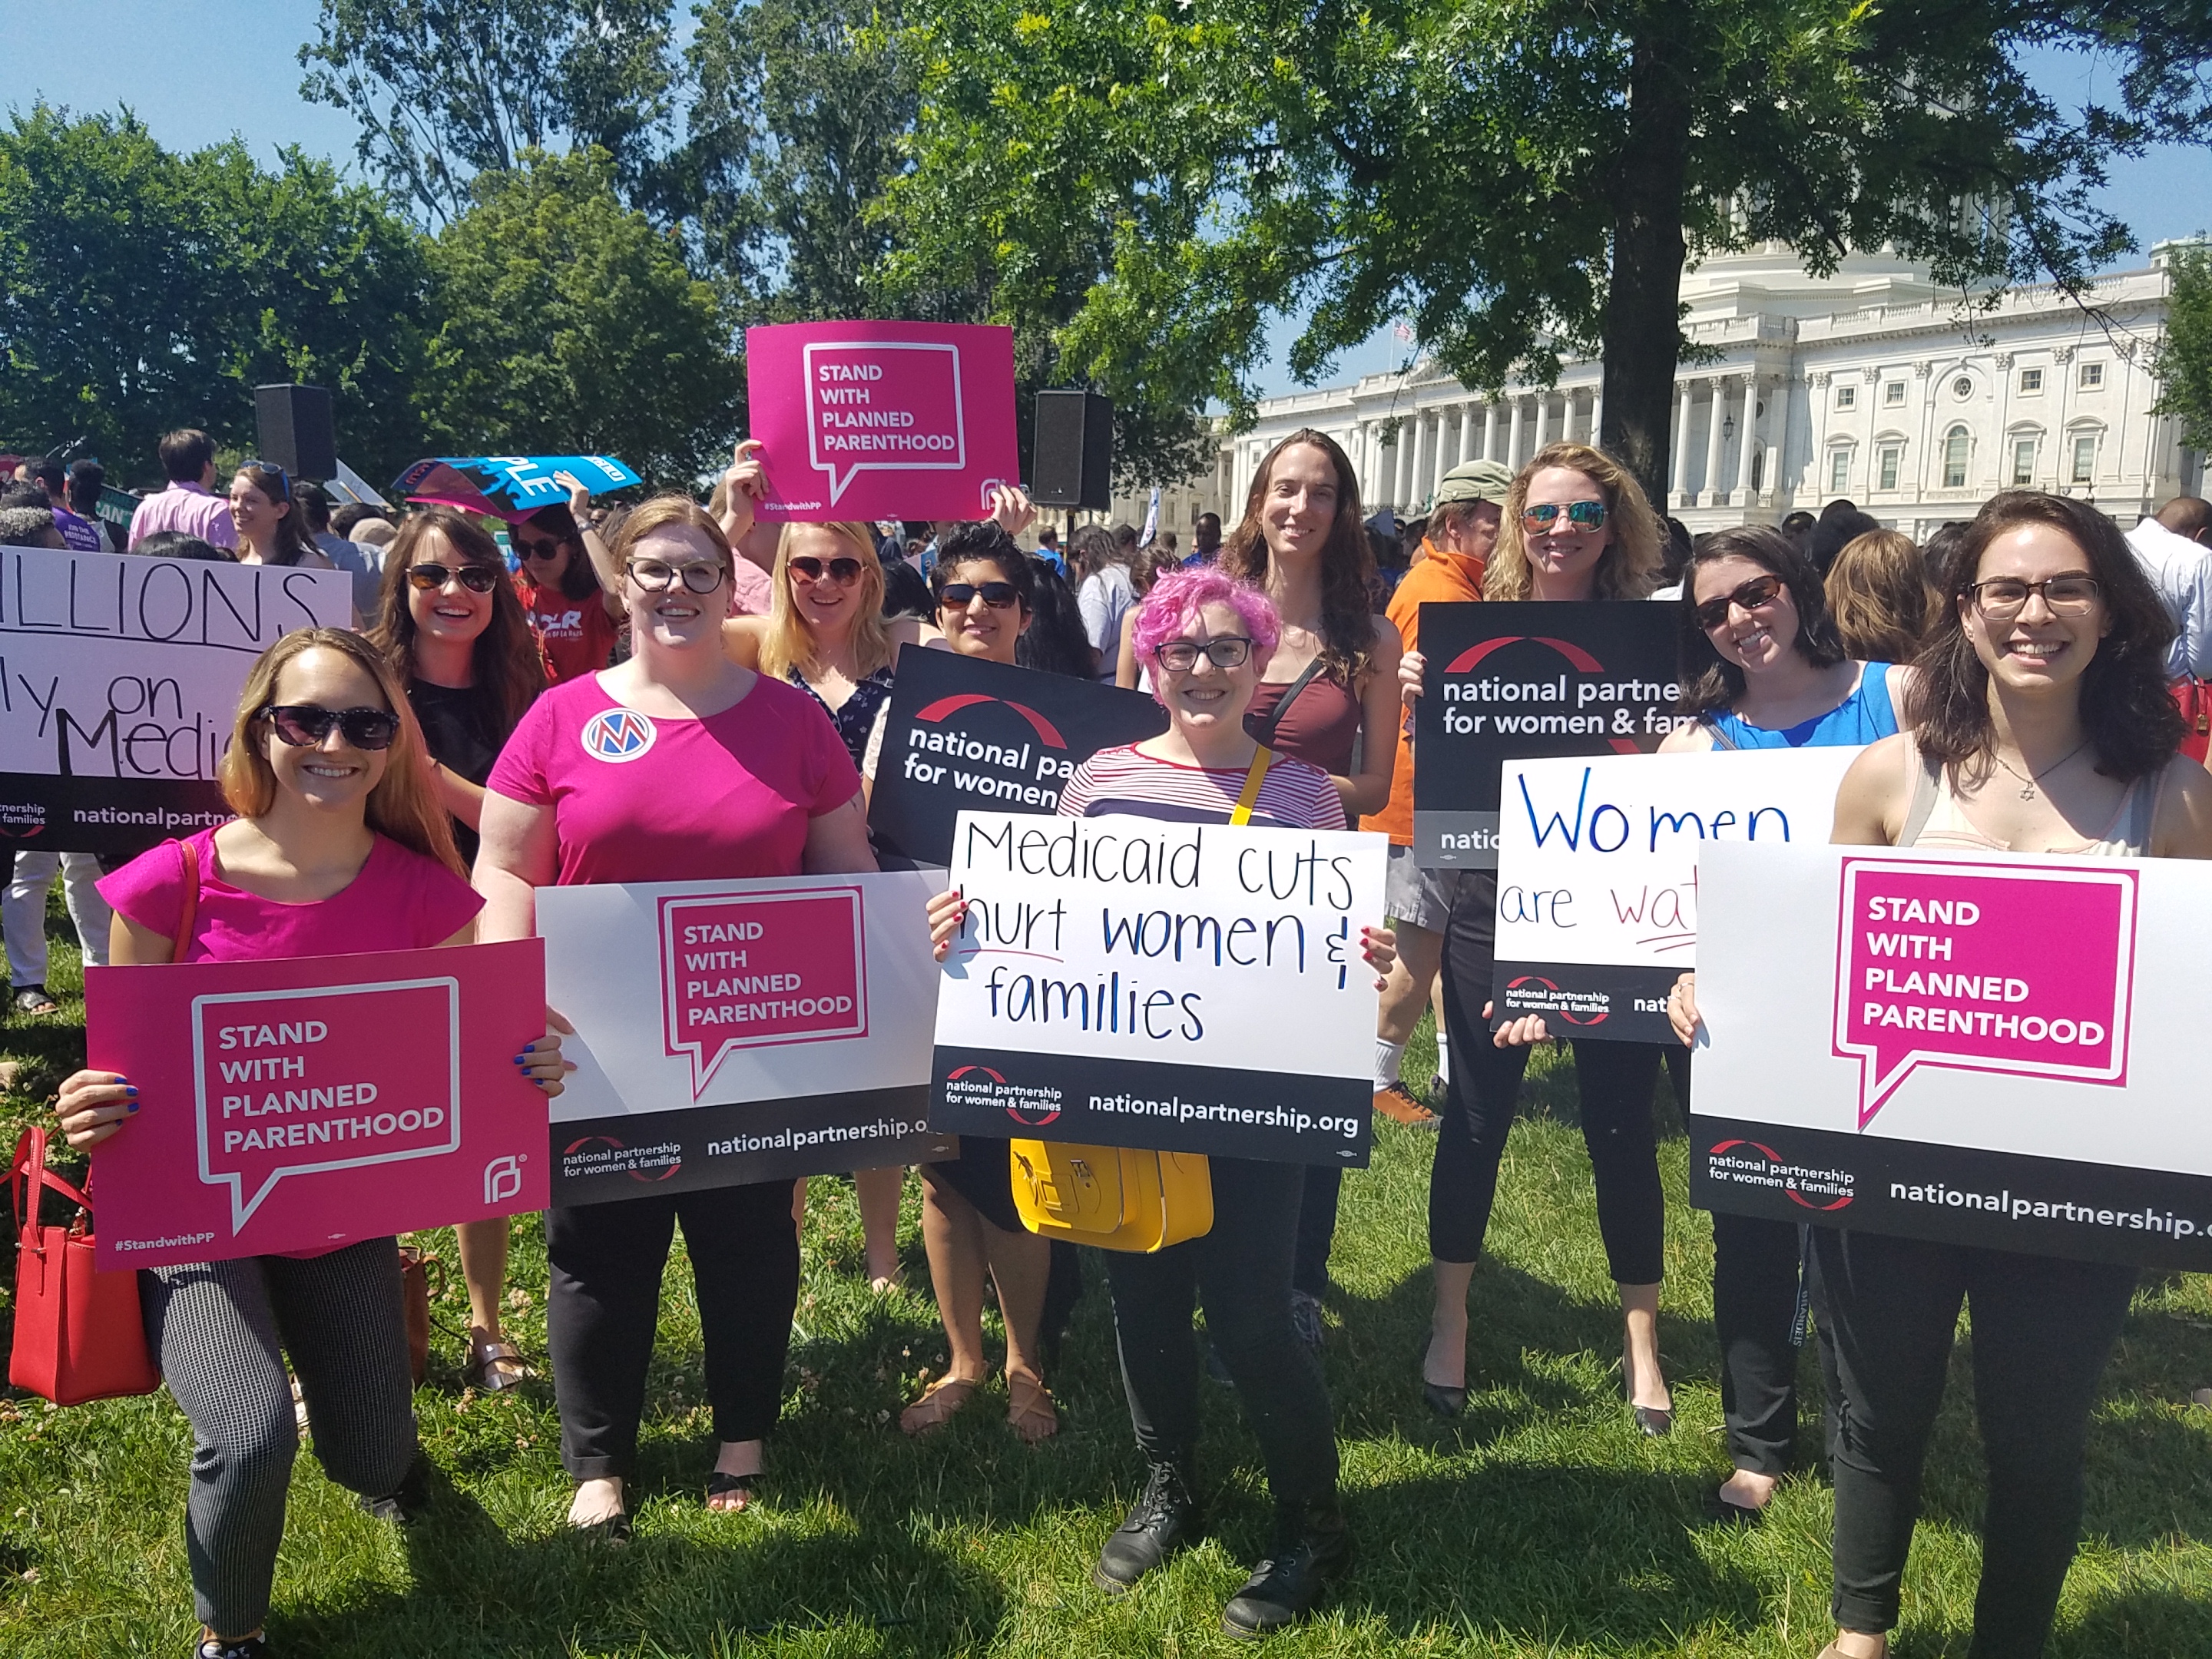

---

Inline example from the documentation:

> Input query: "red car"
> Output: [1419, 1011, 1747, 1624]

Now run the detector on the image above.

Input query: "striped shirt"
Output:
[1057, 743, 1343, 830]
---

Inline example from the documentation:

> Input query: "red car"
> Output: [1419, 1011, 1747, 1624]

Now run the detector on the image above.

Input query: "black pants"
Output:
[545, 1179, 800, 1481]
[1104, 1157, 1337, 1508]
[1291, 1164, 1340, 1297]
[1713, 1211, 1816, 1475]
[1814, 1227, 2136, 1654]
[1428, 873, 1664, 1279]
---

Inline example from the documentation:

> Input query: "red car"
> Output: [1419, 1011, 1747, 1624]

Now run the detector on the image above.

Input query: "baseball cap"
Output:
[1433, 459, 1513, 506]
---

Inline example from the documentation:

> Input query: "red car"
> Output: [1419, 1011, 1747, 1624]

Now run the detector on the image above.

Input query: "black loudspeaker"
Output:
[253, 383, 336, 482]
[1031, 390, 1113, 509]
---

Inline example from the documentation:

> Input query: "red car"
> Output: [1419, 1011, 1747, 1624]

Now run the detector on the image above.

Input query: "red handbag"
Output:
[2175, 679, 2212, 765]
[8, 1124, 160, 1404]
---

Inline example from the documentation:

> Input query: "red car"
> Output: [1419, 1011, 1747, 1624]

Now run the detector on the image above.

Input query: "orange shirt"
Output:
[1363, 541, 1485, 845]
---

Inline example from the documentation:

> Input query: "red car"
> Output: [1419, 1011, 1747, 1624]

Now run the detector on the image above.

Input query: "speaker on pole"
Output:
[1031, 390, 1113, 510]
[253, 383, 336, 482]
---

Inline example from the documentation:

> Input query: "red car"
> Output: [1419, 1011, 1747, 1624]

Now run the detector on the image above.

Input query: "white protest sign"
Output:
[1492, 748, 1859, 1040]
[929, 810, 1388, 1165]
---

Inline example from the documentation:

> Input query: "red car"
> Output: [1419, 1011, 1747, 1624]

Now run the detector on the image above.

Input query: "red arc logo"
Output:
[915, 694, 1068, 748]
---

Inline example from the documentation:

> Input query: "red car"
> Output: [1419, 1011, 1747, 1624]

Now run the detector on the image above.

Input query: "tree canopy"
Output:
[2157, 245, 2212, 459]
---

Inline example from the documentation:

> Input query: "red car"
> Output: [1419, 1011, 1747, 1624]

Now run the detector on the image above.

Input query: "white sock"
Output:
[1434, 1025, 1450, 1084]
[1373, 1038, 1406, 1089]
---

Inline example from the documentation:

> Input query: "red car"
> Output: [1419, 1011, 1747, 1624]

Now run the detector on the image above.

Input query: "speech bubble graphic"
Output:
[803, 340, 965, 506]
[661, 887, 869, 1094]
[1833, 858, 2136, 1128]
[193, 979, 461, 1233]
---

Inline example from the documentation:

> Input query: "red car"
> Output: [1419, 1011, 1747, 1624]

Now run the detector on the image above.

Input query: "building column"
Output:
[1532, 392, 1551, 457]
[1506, 396, 1525, 472]
[1702, 378, 1729, 505]
[1771, 377, 1796, 506]
[1408, 413, 1430, 509]
[1674, 380, 1697, 504]
[1457, 402, 1477, 466]
[1394, 421, 1416, 510]
[1736, 376, 1760, 502]
[1591, 384, 1606, 451]
[1482, 401, 1498, 462]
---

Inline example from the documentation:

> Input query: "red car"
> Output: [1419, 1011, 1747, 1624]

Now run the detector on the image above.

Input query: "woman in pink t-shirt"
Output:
[477, 493, 871, 1535]
[54, 628, 566, 1659]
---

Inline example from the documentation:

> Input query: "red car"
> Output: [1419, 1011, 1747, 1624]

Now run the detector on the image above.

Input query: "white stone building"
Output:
[1139, 243, 2206, 538]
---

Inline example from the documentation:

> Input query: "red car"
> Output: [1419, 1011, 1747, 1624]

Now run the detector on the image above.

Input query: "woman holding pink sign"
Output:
[53, 628, 567, 1659]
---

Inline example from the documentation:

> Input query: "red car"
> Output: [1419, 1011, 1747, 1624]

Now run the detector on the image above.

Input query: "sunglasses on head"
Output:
[1694, 572, 1788, 631]
[240, 460, 290, 501]
[406, 561, 502, 594]
[790, 555, 863, 585]
[940, 581, 1019, 610]
[1521, 499, 1606, 531]
[514, 535, 568, 561]
[260, 704, 399, 751]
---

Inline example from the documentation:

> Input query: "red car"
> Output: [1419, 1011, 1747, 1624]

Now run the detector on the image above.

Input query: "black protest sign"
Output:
[1410, 601, 1681, 869]
[866, 645, 1168, 866]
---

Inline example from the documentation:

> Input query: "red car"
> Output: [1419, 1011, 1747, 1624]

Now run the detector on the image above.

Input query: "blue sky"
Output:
[5, 2, 2206, 398]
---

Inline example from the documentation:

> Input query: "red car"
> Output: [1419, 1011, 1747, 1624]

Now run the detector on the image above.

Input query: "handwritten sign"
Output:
[1492, 749, 1859, 1041]
[537, 872, 952, 1204]
[84, 940, 551, 1267]
[0, 546, 353, 856]
[1412, 601, 1681, 869]
[866, 645, 1168, 867]
[746, 323, 1020, 521]
[930, 811, 1387, 1164]
[1690, 842, 2207, 1270]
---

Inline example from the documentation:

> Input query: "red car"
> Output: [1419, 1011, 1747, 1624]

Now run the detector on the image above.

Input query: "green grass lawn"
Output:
[2, 902, 2210, 1656]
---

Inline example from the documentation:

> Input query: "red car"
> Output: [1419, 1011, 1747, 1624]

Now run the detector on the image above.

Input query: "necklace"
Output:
[1992, 739, 2090, 801]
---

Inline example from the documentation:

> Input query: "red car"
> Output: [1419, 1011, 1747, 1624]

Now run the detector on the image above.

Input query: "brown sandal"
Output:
[899, 1373, 980, 1436]
[1005, 1368, 1058, 1445]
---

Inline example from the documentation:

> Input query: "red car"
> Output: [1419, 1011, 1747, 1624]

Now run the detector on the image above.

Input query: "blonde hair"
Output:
[220, 628, 463, 876]
[1483, 442, 1663, 601]
[759, 522, 894, 680]
[1826, 528, 1939, 664]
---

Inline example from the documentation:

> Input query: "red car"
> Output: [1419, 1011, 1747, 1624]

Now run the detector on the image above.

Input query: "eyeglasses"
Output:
[626, 558, 727, 594]
[259, 704, 400, 751]
[1694, 573, 1788, 631]
[1521, 499, 1607, 532]
[239, 460, 290, 501]
[1967, 575, 2102, 618]
[406, 561, 502, 594]
[790, 555, 863, 585]
[939, 581, 1020, 610]
[1154, 637, 1254, 672]
[514, 536, 567, 561]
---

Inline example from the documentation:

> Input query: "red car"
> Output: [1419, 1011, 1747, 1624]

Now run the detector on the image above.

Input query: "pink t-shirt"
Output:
[486, 671, 862, 886]
[98, 828, 484, 963]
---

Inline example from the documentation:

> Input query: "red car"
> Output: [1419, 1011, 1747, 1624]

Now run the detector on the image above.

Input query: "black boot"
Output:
[1093, 1458, 1202, 1594]
[1220, 1493, 1352, 1638]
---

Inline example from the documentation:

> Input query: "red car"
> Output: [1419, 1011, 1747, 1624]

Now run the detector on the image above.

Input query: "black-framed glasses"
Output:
[406, 561, 502, 594]
[790, 555, 863, 585]
[627, 558, 727, 594]
[1154, 637, 1254, 672]
[260, 704, 400, 751]
[1694, 573, 1787, 631]
[239, 460, 290, 501]
[1967, 575, 2101, 618]
[1521, 498, 1606, 531]
[514, 535, 568, 561]
[940, 581, 1019, 610]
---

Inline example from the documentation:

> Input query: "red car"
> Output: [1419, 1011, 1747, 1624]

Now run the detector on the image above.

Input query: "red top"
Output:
[516, 578, 619, 684]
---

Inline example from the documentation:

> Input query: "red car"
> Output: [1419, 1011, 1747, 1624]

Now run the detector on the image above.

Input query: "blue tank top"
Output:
[1704, 662, 1899, 750]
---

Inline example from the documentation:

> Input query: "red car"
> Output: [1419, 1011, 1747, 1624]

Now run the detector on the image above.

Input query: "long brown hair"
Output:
[1826, 528, 1939, 664]
[234, 462, 313, 565]
[1220, 428, 1375, 683]
[760, 521, 893, 681]
[1909, 491, 2181, 783]
[371, 507, 547, 739]
[1483, 442, 1662, 601]
[1675, 525, 1845, 717]
[220, 628, 463, 876]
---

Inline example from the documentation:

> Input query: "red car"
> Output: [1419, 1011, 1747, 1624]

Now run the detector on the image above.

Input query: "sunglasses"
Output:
[514, 536, 568, 561]
[940, 581, 1020, 610]
[260, 704, 400, 751]
[790, 555, 863, 585]
[239, 459, 290, 501]
[1521, 499, 1606, 531]
[627, 558, 727, 594]
[1154, 637, 1254, 671]
[1694, 573, 1788, 631]
[406, 561, 502, 594]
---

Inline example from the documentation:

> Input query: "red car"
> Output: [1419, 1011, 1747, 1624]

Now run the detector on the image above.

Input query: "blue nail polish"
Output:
[124, 1085, 138, 1097]
[127, 1101, 140, 1114]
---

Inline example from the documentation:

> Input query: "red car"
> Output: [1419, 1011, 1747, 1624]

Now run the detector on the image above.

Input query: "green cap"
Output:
[1432, 459, 1513, 507]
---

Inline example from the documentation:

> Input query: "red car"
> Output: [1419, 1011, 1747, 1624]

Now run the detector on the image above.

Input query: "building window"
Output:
[1884, 381, 1907, 406]
[2018, 367, 2044, 393]
[1943, 426, 1970, 488]
[2071, 432, 2098, 483]
[1952, 376, 1975, 400]
[1834, 384, 1856, 410]
[2078, 360, 2104, 390]
[1878, 444, 1902, 491]
[1830, 448, 1852, 493]
[2011, 436, 2038, 485]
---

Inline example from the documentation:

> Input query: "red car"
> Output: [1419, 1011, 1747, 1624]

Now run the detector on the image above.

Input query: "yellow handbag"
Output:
[1006, 747, 1273, 1252]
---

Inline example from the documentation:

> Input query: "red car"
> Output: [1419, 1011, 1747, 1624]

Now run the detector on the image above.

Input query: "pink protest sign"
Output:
[1832, 858, 2137, 1128]
[660, 886, 868, 1094]
[84, 939, 551, 1268]
[745, 322, 1019, 521]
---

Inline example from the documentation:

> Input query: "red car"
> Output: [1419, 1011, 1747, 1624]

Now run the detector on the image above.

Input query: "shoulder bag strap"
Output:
[1898, 747, 1944, 848]
[1701, 715, 1741, 752]
[1250, 656, 1331, 750]
[1230, 747, 1274, 826]
[170, 836, 201, 962]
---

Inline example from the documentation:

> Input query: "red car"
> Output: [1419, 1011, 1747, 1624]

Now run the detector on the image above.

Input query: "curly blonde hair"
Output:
[1482, 442, 1663, 602]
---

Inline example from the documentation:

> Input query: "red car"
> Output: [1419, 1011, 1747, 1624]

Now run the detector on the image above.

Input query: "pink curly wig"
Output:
[1132, 568, 1281, 702]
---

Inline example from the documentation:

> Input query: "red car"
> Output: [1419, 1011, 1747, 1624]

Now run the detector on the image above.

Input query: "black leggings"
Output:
[545, 1179, 801, 1480]
[1814, 1227, 2135, 1654]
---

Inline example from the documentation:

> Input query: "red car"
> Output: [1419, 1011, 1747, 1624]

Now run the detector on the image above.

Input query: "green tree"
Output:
[2157, 244, 2212, 456]
[419, 149, 742, 484]
[0, 104, 429, 488]
[888, 0, 2212, 502]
